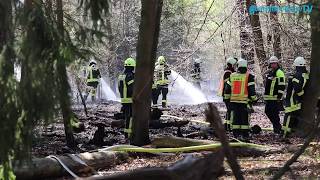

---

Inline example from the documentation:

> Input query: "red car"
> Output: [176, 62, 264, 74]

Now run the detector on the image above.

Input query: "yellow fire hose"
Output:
[101, 142, 265, 153]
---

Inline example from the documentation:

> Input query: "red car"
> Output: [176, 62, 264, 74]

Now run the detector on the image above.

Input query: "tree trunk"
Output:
[131, 0, 163, 146]
[14, 151, 128, 180]
[83, 151, 225, 180]
[246, 0, 267, 74]
[0, 0, 12, 52]
[236, 0, 255, 69]
[56, 0, 77, 148]
[299, 0, 320, 135]
[267, 0, 282, 59]
[0, 0, 14, 76]
[205, 104, 244, 180]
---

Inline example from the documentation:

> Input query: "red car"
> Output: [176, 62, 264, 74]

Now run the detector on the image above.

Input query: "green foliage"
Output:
[0, 162, 16, 180]
[78, 0, 110, 29]
[0, 0, 111, 178]
[0, 47, 19, 180]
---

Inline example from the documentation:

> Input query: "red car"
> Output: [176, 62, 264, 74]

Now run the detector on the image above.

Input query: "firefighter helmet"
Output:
[268, 56, 279, 64]
[157, 56, 166, 65]
[237, 59, 247, 68]
[293, 57, 306, 67]
[124, 58, 136, 67]
[194, 58, 201, 64]
[89, 59, 97, 66]
[226, 57, 237, 65]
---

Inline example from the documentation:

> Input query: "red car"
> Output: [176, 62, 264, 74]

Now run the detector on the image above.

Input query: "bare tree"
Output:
[299, 0, 320, 136]
[237, 0, 254, 68]
[131, 0, 163, 146]
[246, 0, 267, 74]
[56, 0, 77, 148]
[267, 0, 282, 59]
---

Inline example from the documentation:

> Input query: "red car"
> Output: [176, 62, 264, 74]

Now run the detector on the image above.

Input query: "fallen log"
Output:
[14, 151, 128, 180]
[82, 150, 225, 180]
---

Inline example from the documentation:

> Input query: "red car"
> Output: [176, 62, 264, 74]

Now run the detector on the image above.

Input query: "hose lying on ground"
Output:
[101, 142, 266, 154]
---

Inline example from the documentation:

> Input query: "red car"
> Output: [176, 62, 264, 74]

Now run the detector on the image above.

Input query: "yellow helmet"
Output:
[124, 58, 136, 67]
[157, 56, 166, 65]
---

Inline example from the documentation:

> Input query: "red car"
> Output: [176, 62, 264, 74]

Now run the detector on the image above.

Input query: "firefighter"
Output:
[154, 56, 171, 108]
[191, 58, 201, 88]
[85, 59, 101, 102]
[218, 57, 237, 131]
[224, 59, 257, 141]
[118, 58, 136, 139]
[282, 57, 309, 137]
[264, 56, 285, 134]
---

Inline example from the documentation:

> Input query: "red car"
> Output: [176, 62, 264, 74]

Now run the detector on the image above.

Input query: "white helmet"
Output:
[269, 56, 279, 64]
[226, 57, 237, 65]
[194, 58, 201, 64]
[89, 59, 97, 66]
[237, 58, 247, 68]
[293, 57, 306, 67]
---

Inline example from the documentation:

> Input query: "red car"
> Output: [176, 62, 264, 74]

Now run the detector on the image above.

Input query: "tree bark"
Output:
[205, 103, 244, 180]
[83, 151, 225, 180]
[131, 0, 163, 146]
[14, 151, 128, 180]
[237, 0, 255, 68]
[267, 0, 282, 59]
[56, 0, 77, 148]
[246, 0, 267, 74]
[299, 0, 320, 136]
[0, 0, 12, 52]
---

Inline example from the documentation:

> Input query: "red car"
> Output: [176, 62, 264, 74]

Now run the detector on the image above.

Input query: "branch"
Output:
[193, 0, 216, 43]
[205, 103, 244, 180]
[271, 114, 320, 180]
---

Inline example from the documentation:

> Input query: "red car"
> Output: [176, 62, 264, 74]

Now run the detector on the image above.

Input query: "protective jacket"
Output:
[264, 68, 285, 101]
[118, 69, 134, 104]
[284, 68, 309, 113]
[155, 64, 171, 87]
[86, 65, 101, 86]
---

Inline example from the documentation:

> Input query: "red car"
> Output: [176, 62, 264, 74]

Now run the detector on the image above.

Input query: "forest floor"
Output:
[32, 101, 320, 179]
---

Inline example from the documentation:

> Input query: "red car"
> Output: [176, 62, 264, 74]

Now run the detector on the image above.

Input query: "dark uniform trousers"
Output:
[230, 103, 249, 138]
[153, 85, 169, 107]
[282, 110, 301, 136]
[122, 103, 132, 138]
[265, 100, 283, 133]
[224, 101, 232, 131]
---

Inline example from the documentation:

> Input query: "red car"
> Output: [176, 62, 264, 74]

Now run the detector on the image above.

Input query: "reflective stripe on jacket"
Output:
[264, 68, 286, 101]
[86, 66, 100, 83]
[118, 73, 134, 104]
[284, 72, 309, 113]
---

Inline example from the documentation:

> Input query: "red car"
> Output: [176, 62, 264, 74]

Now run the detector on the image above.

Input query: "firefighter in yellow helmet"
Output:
[218, 57, 237, 131]
[118, 58, 136, 139]
[224, 59, 257, 141]
[153, 56, 171, 108]
[264, 56, 285, 134]
[85, 59, 101, 102]
[282, 57, 309, 138]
